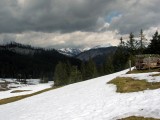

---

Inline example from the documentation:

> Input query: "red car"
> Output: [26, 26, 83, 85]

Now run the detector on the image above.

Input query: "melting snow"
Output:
[0, 69, 160, 120]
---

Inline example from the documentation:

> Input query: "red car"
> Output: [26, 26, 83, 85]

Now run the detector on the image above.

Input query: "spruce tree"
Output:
[129, 33, 134, 49]
[148, 31, 160, 54]
[85, 58, 98, 79]
[54, 62, 69, 86]
[113, 47, 130, 72]
[119, 37, 125, 47]
[69, 66, 82, 83]
[126, 32, 138, 55]
[80, 62, 86, 80]
[103, 56, 114, 74]
[140, 29, 145, 51]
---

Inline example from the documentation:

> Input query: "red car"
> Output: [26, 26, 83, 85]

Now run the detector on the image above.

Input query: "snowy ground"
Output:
[0, 79, 53, 99]
[0, 69, 160, 120]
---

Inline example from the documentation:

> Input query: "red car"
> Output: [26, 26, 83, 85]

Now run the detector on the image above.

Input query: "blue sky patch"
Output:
[106, 12, 121, 23]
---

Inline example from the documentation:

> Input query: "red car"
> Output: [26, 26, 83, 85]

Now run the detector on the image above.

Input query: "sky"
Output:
[0, 0, 160, 49]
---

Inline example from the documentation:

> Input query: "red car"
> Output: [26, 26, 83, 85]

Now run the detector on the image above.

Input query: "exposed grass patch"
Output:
[10, 90, 31, 93]
[119, 116, 160, 120]
[150, 73, 160, 77]
[108, 77, 160, 93]
[0, 86, 61, 105]
[127, 69, 160, 74]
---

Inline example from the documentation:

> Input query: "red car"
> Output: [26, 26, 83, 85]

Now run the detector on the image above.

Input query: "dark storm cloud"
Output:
[0, 0, 113, 33]
[0, 0, 160, 34]
[108, 0, 160, 34]
[0, 0, 160, 49]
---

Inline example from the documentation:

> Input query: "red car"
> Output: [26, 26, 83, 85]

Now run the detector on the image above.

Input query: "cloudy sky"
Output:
[0, 0, 160, 49]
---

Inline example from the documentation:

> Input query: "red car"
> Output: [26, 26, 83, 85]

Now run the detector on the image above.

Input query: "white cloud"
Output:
[0, 0, 160, 48]
[0, 31, 120, 49]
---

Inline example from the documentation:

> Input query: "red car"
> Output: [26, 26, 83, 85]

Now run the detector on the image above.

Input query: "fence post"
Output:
[149, 56, 150, 71]
[129, 60, 131, 71]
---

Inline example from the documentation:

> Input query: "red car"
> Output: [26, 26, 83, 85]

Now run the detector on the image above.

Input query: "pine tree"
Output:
[139, 29, 146, 53]
[129, 33, 134, 49]
[80, 62, 86, 80]
[113, 47, 130, 72]
[126, 32, 138, 54]
[69, 66, 82, 83]
[54, 62, 69, 86]
[85, 58, 98, 79]
[148, 31, 160, 54]
[66, 61, 72, 78]
[119, 37, 125, 47]
[103, 56, 114, 74]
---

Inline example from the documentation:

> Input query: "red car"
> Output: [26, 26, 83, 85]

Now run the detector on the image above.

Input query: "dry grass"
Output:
[0, 86, 61, 105]
[119, 116, 160, 120]
[127, 69, 160, 74]
[10, 90, 31, 93]
[108, 77, 160, 93]
[150, 73, 160, 77]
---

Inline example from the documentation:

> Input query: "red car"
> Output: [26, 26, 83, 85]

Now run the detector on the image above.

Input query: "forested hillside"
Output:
[0, 43, 81, 80]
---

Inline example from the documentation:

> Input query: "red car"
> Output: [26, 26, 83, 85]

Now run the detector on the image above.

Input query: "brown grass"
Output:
[10, 90, 31, 93]
[127, 69, 160, 74]
[0, 86, 61, 105]
[150, 73, 160, 77]
[108, 77, 160, 93]
[119, 116, 160, 120]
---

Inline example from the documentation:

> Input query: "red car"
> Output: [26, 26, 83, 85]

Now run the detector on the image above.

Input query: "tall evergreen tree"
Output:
[113, 47, 130, 72]
[148, 31, 160, 54]
[126, 32, 139, 55]
[103, 56, 114, 74]
[139, 29, 146, 53]
[69, 66, 82, 83]
[54, 62, 69, 86]
[85, 58, 98, 79]
[119, 37, 125, 47]
[80, 62, 86, 80]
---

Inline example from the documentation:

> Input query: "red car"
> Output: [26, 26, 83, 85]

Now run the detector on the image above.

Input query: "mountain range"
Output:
[57, 44, 117, 65]
[57, 44, 112, 57]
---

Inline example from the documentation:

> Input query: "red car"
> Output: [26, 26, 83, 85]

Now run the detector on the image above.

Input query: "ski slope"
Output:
[0, 69, 160, 120]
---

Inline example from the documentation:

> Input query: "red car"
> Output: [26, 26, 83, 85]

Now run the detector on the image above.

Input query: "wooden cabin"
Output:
[135, 54, 160, 70]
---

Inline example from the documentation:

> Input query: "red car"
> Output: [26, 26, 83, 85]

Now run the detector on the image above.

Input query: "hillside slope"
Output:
[0, 69, 160, 120]
[0, 43, 81, 78]
[76, 47, 117, 64]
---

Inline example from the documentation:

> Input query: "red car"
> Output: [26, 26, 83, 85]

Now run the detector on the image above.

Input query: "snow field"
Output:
[0, 79, 53, 99]
[0, 69, 160, 120]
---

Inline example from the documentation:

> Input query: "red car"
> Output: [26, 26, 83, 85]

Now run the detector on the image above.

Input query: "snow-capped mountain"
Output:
[90, 44, 112, 50]
[57, 44, 112, 57]
[57, 48, 83, 57]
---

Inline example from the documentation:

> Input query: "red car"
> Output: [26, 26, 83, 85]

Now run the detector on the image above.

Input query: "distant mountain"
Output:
[57, 44, 112, 57]
[57, 48, 82, 57]
[90, 44, 112, 50]
[76, 46, 117, 65]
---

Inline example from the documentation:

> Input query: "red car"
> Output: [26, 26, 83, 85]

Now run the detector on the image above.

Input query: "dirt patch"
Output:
[119, 116, 160, 120]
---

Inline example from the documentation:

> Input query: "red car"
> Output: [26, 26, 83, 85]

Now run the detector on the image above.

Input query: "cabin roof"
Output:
[136, 54, 160, 58]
